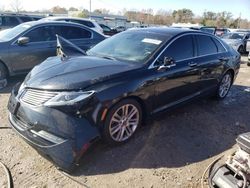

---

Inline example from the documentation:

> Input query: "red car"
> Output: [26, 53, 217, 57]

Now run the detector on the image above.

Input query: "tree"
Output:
[76, 10, 89, 18]
[93, 9, 110, 14]
[51, 6, 67, 14]
[69, 7, 78, 11]
[10, 0, 22, 13]
[172, 9, 194, 23]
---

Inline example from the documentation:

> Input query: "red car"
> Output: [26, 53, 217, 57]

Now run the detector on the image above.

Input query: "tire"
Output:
[102, 99, 142, 145]
[215, 72, 233, 100]
[238, 45, 244, 54]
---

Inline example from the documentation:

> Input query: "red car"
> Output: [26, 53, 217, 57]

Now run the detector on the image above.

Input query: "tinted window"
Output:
[24, 26, 56, 42]
[2, 16, 20, 26]
[19, 16, 32, 22]
[70, 20, 95, 28]
[196, 35, 217, 55]
[101, 25, 111, 32]
[162, 35, 194, 61]
[0, 17, 2, 26]
[213, 38, 226, 53]
[59, 26, 91, 39]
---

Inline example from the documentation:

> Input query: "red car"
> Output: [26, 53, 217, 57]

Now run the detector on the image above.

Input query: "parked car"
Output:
[8, 28, 240, 171]
[215, 28, 230, 37]
[41, 17, 103, 34]
[114, 25, 126, 32]
[221, 32, 250, 53]
[0, 13, 43, 31]
[99, 24, 118, 36]
[0, 21, 106, 84]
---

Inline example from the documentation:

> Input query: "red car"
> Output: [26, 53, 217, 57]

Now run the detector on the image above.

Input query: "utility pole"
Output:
[237, 12, 241, 29]
[89, 0, 92, 13]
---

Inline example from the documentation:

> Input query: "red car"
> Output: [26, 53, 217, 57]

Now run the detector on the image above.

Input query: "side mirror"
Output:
[17, 37, 29, 45]
[157, 57, 176, 71]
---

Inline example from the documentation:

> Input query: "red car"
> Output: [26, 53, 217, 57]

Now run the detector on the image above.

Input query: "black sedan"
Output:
[0, 21, 105, 84]
[8, 28, 240, 171]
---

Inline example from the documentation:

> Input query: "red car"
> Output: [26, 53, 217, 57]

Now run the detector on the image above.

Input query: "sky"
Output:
[0, 0, 249, 20]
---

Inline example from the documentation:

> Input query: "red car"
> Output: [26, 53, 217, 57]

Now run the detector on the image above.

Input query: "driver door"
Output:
[151, 34, 201, 113]
[8, 26, 56, 73]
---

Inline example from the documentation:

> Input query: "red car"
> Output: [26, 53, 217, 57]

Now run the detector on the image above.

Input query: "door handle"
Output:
[188, 62, 197, 67]
[219, 57, 229, 61]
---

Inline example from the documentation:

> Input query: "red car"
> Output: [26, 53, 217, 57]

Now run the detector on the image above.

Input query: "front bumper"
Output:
[8, 85, 100, 171]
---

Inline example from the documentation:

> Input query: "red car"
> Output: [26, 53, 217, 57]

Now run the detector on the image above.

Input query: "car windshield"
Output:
[87, 31, 169, 63]
[0, 24, 31, 42]
[222, 33, 244, 40]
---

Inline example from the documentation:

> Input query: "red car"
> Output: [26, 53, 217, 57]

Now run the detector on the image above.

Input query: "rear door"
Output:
[58, 25, 96, 51]
[193, 34, 228, 92]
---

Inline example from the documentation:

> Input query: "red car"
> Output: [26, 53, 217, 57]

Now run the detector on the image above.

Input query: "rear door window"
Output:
[2, 16, 20, 26]
[196, 35, 218, 56]
[72, 20, 95, 28]
[162, 35, 194, 62]
[59, 26, 92, 39]
[213, 38, 226, 53]
[19, 16, 33, 22]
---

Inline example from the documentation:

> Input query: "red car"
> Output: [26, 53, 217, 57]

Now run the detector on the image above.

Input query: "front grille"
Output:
[20, 89, 58, 106]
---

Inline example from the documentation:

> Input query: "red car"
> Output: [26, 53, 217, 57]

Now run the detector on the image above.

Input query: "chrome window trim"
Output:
[148, 32, 228, 69]
[11, 24, 93, 45]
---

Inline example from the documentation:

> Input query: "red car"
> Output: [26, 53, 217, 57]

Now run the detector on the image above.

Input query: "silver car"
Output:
[221, 32, 250, 54]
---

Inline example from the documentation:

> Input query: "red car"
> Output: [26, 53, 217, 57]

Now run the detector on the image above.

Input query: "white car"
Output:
[41, 17, 103, 34]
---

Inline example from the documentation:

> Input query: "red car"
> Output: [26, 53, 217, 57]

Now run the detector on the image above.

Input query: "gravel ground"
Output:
[0, 56, 250, 188]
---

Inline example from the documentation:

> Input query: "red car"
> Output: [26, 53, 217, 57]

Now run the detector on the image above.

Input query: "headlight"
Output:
[44, 91, 95, 107]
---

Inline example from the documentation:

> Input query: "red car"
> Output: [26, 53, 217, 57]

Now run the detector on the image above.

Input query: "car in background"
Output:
[114, 25, 126, 32]
[99, 24, 118, 36]
[8, 28, 240, 171]
[41, 17, 103, 34]
[221, 32, 250, 53]
[0, 13, 43, 31]
[0, 21, 105, 83]
[215, 28, 230, 37]
[248, 52, 250, 66]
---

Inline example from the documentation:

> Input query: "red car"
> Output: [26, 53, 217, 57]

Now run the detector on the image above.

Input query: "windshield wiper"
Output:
[101, 55, 117, 61]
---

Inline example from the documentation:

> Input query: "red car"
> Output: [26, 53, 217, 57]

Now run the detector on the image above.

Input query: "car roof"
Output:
[127, 27, 209, 37]
[19, 20, 90, 27]
[42, 17, 96, 22]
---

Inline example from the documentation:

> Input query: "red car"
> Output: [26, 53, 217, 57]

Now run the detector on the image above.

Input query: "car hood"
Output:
[24, 56, 141, 90]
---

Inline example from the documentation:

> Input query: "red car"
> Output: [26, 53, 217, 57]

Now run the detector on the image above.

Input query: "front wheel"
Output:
[102, 99, 142, 145]
[215, 72, 233, 99]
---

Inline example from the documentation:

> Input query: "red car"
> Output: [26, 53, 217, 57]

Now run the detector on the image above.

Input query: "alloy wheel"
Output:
[109, 104, 139, 142]
[219, 73, 232, 98]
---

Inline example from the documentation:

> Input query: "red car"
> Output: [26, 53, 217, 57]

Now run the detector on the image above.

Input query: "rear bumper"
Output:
[8, 85, 100, 171]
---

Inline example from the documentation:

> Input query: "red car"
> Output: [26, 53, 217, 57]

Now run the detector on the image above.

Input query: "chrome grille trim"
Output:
[20, 89, 58, 106]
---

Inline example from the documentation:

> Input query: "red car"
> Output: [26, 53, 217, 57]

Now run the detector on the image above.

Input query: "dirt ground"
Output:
[0, 55, 250, 188]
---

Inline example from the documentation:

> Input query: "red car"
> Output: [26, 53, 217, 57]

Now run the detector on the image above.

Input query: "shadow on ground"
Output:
[73, 84, 250, 177]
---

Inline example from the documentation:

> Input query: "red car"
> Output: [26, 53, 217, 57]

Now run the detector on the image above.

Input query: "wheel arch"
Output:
[0, 59, 10, 77]
[98, 95, 148, 128]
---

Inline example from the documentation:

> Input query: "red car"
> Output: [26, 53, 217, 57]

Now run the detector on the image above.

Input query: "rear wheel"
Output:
[215, 72, 233, 99]
[102, 99, 142, 145]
